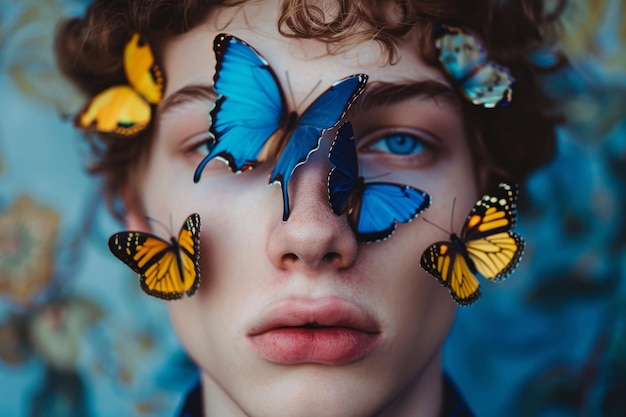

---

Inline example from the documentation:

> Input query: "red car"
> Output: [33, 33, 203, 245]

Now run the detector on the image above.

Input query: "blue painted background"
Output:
[0, 0, 624, 416]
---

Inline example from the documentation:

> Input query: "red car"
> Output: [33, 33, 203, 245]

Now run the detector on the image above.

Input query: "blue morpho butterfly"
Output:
[193, 33, 368, 220]
[327, 121, 432, 243]
[435, 25, 515, 108]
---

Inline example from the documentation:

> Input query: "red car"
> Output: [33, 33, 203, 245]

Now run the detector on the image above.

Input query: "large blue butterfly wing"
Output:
[272, 74, 367, 220]
[194, 34, 287, 181]
[327, 167, 357, 217]
[358, 183, 431, 242]
[328, 120, 360, 215]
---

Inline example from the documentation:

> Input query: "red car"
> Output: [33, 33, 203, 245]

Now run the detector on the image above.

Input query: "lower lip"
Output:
[249, 327, 380, 365]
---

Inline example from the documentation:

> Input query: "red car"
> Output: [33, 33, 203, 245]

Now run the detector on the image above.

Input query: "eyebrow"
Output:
[352, 80, 460, 113]
[158, 84, 217, 117]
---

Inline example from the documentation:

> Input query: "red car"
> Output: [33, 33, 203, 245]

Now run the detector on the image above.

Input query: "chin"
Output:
[205, 363, 394, 417]
[241, 380, 385, 417]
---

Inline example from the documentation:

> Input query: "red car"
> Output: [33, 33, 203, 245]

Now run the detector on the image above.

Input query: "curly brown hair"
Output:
[55, 0, 566, 217]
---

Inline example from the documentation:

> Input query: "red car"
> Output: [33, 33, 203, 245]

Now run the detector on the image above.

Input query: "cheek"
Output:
[167, 300, 202, 349]
[139, 149, 185, 218]
[161, 183, 278, 378]
[358, 224, 456, 316]
[357, 236, 457, 379]
[139, 151, 240, 222]
[140, 158, 279, 284]
[414, 158, 479, 233]
[432, 176, 479, 233]
[166, 295, 239, 374]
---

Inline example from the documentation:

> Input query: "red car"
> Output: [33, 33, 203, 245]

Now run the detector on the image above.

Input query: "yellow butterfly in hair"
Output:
[420, 183, 524, 305]
[75, 33, 164, 136]
[108, 213, 201, 300]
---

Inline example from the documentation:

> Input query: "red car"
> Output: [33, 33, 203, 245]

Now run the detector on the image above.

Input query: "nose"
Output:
[267, 141, 358, 273]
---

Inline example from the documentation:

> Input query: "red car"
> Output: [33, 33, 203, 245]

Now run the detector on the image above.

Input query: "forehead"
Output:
[160, 2, 448, 103]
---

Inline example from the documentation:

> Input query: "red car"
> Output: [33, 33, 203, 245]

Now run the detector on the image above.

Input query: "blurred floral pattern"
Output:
[0, 195, 60, 304]
[0, 1, 196, 416]
[0, 0, 624, 416]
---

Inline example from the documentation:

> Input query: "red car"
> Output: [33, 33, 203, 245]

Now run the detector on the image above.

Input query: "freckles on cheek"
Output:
[187, 182, 244, 225]
[141, 169, 191, 217]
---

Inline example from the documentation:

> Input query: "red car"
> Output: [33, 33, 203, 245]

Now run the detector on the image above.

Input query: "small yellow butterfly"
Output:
[108, 213, 201, 300]
[75, 33, 164, 136]
[420, 183, 524, 305]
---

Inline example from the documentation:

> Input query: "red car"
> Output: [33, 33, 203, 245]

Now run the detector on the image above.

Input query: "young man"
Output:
[56, 1, 562, 416]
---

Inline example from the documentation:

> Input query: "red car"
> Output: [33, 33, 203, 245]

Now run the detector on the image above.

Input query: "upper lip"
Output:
[248, 296, 381, 336]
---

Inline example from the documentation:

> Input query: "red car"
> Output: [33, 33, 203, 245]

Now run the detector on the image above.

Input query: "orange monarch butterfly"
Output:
[420, 183, 524, 305]
[108, 213, 201, 300]
[75, 33, 164, 136]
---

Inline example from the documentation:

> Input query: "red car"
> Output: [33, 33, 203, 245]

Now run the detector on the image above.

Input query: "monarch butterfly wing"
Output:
[194, 34, 286, 181]
[466, 231, 525, 282]
[75, 86, 151, 136]
[271, 74, 368, 220]
[463, 62, 514, 108]
[463, 183, 519, 239]
[462, 182, 524, 281]
[328, 121, 360, 216]
[124, 33, 163, 104]
[175, 213, 202, 297]
[357, 183, 431, 242]
[420, 242, 481, 305]
[108, 231, 187, 300]
[138, 245, 187, 300]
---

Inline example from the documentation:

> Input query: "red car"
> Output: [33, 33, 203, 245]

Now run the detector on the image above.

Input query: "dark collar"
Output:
[176, 375, 474, 417]
[440, 375, 475, 417]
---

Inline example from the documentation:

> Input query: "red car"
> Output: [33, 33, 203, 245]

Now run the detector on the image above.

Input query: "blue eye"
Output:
[368, 134, 425, 156]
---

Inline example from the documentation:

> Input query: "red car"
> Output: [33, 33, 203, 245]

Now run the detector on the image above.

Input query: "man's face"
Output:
[126, 2, 479, 416]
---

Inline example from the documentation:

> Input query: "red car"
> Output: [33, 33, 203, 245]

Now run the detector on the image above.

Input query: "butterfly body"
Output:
[420, 183, 524, 305]
[108, 213, 201, 300]
[328, 122, 431, 243]
[449, 233, 479, 275]
[75, 33, 163, 136]
[435, 26, 514, 108]
[194, 33, 367, 220]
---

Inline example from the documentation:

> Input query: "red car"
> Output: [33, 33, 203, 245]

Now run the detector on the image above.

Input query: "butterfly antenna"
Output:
[366, 171, 392, 181]
[300, 79, 322, 111]
[424, 196, 456, 235]
[286, 70, 321, 112]
[145, 215, 172, 237]
[450, 198, 456, 233]
[285, 71, 296, 109]
[422, 216, 450, 235]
